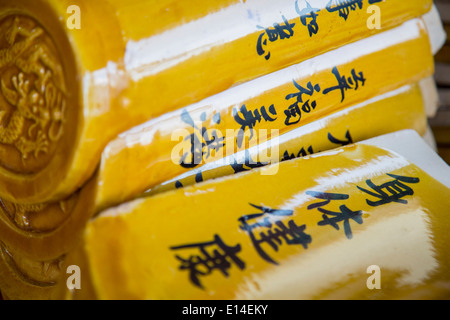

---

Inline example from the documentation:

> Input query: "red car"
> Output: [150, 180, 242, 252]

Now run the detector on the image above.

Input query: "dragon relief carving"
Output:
[0, 189, 78, 232]
[0, 195, 77, 232]
[0, 196, 46, 229]
[0, 16, 66, 161]
[1, 242, 64, 288]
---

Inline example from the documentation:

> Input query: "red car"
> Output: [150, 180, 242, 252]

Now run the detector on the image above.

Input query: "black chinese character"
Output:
[233, 104, 277, 148]
[281, 146, 314, 161]
[175, 180, 183, 189]
[326, 0, 364, 21]
[295, 0, 320, 37]
[170, 234, 246, 289]
[229, 150, 268, 174]
[285, 80, 321, 125]
[283, 104, 302, 126]
[306, 191, 363, 239]
[323, 67, 366, 102]
[239, 203, 312, 264]
[257, 15, 296, 60]
[179, 109, 224, 168]
[357, 173, 420, 207]
[328, 130, 353, 146]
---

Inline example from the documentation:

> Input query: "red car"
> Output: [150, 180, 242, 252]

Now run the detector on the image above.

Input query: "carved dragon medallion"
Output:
[0, 15, 66, 173]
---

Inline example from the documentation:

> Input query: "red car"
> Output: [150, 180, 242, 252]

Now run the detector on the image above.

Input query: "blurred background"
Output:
[432, 0, 450, 164]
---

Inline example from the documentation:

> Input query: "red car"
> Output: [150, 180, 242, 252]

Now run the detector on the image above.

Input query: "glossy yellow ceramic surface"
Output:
[0, 0, 432, 204]
[0, 14, 434, 263]
[0, 23, 433, 261]
[147, 83, 428, 196]
[66, 142, 450, 300]
[95, 18, 434, 209]
[0, 81, 431, 300]
[0, 0, 443, 301]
